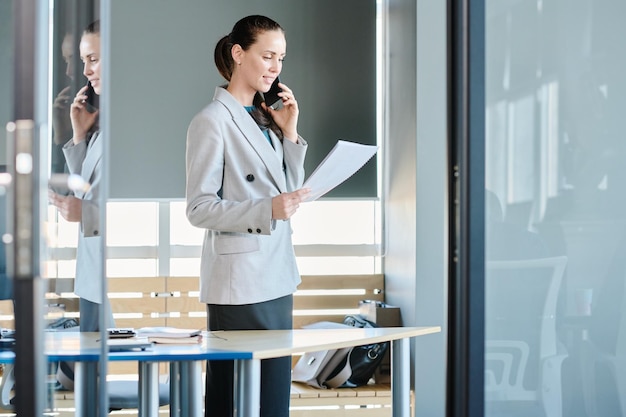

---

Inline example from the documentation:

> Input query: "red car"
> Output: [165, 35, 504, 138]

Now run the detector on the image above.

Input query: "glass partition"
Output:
[485, 1, 626, 416]
[0, 0, 107, 415]
[46, 1, 108, 415]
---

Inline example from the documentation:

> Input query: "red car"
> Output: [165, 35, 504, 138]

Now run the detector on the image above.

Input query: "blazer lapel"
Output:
[215, 89, 287, 192]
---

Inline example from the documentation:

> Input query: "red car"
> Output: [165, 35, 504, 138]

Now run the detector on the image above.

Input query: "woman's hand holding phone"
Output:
[264, 80, 299, 143]
[70, 83, 99, 144]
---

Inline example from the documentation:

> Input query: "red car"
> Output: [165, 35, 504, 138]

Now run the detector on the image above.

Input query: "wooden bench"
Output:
[0, 274, 398, 416]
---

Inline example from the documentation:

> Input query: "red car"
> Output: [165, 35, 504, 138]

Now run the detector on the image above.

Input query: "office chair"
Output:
[580, 245, 626, 417]
[485, 256, 568, 417]
[108, 379, 170, 411]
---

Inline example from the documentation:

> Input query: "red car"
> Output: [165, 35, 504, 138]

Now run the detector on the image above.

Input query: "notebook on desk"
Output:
[107, 337, 153, 351]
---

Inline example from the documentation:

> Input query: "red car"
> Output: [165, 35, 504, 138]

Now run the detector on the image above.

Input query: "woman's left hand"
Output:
[48, 190, 83, 222]
[263, 82, 299, 143]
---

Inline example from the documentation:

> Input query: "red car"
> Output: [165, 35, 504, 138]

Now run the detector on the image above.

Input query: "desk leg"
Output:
[170, 362, 181, 417]
[74, 362, 98, 417]
[392, 338, 410, 417]
[179, 361, 203, 417]
[170, 361, 203, 417]
[138, 361, 159, 417]
[233, 359, 261, 417]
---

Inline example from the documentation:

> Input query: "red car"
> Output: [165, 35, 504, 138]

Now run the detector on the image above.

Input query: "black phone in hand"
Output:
[84, 81, 98, 113]
[264, 77, 282, 110]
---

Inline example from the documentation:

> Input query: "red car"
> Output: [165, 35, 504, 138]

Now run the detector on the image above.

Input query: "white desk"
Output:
[12, 326, 441, 417]
[206, 327, 441, 417]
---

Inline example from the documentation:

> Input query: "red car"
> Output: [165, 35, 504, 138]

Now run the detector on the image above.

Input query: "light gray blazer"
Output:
[63, 131, 104, 303]
[186, 87, 308, 305]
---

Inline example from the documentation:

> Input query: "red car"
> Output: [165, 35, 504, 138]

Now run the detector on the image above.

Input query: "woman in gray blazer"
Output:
[186, 15, 310, 417]
[48, 20, 113, 333]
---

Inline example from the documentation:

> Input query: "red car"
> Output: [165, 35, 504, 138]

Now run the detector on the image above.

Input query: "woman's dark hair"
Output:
[215, 15, 286, 140]
[84, 20, 100, 36]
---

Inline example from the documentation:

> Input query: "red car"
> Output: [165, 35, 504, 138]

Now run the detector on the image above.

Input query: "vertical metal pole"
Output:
[75, 362, 99, 417]
[10, 1, 47, 414]
[8, 120, 45, 417]
[180, 361, 203, 417]
[391, 338, 410, 417]
[446, 1, 485, 417]
[234, 359, 261, 417]
[139, 361, 159, 417]
[170, 361, 182, 417]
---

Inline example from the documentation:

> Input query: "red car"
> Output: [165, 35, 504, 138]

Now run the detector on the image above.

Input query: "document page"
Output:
[303, 140, 378, 202]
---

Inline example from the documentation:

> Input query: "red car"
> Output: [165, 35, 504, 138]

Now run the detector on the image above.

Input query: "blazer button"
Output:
[246, 174, 255, 182]
[93, 230, 99, 235]
[247, 228, 253, 233]
[256, 228, 261, 233]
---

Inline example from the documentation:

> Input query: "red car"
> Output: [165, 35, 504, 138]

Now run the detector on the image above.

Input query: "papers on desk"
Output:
[303, 140, 378, 202]
[136, 327, 203, 344]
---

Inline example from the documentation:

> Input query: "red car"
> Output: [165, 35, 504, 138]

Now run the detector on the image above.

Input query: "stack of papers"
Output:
[136, 327, 203, 344]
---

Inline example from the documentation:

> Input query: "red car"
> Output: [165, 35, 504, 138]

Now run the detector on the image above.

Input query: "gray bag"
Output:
[291, 316, 388, 388]
[292, 346, 351, 388]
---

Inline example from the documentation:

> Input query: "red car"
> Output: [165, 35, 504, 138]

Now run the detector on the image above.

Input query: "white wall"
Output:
[384, 0, 448, 416]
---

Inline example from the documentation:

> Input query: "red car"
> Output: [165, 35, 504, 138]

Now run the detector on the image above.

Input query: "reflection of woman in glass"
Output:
[48, 20, 112, 332]
[185, 15, 309, 417]
[51, 32, 75, 174]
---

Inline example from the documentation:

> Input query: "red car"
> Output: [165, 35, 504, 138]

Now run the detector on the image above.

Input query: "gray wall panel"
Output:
[109, 0, 376, 199]
[383, 0, 447, 415]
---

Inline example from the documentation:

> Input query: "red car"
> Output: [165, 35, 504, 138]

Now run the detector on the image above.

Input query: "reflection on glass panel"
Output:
[507, 94, 535, 206]
[0, 0, 13, 339]
[486, 1, 626, 416]
[45, 2, 106, 415]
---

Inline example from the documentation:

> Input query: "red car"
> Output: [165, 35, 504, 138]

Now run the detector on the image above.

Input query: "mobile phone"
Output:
[84, 81, 98, 113]
[264, 77, 282, 110]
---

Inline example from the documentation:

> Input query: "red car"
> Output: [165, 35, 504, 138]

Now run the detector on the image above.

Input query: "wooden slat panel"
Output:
[297, 274, 384, 291]
[293, 314, 355, 329]
[113, 317, 167, 329]
[165, 276, 199, 292]
[110, 298, 166, 315]
[108, 362, 139, 375]
[0, 300, 13, 316]
[108, 277, 166, 292]
[294, 294, 384, 310]
[290, 383, 392, 400]
[108, 361, 169, 376]
[164, 316, 206, 329]
[166, 297, 205, 314]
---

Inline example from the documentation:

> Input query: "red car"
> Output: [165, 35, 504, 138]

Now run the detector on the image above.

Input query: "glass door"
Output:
[484, 1, 626, 416]
[1, 0, 107, 415]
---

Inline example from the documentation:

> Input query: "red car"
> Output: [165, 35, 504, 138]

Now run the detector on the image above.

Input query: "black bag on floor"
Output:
[292, 315, 389, 388]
